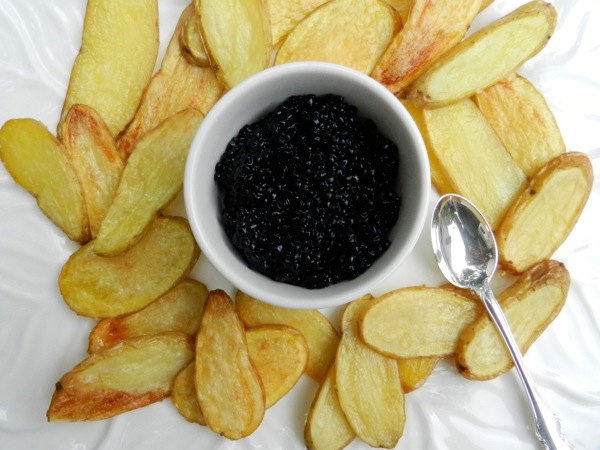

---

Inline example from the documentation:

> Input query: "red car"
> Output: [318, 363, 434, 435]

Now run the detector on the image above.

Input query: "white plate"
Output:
[1, 1, 599, 449]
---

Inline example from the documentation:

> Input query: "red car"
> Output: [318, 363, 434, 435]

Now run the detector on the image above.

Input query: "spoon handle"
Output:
[477, 282, 575, 450]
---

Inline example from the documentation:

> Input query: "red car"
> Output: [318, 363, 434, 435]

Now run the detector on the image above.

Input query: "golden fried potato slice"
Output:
[59, 0, 159, 137]
[246, 325, 308, 407]
[397, 357, 439, 393]
[196, 0, 271, 88]
[196, 290, 265, 440]
[496, 152, 593, 274]
[172, 362, 206, 426]
[59, 104, 124, 237]
[275, 0, 397, 75]
[267, 0, 329, 45]
[0, 118, 89, 243]
[336, 296, 405, 448]
[359, 287, 483, 358]
[180, 10, 210, 66]
[304, 362, 356, 450]
[94, 109, 203, 256]
[371, 0, 481, 94]
[422, 98, 527, 229]
[474, 74, 565, 177]
[380, 0, 411, 24]
[47, 333, 194, 422]
[59, 216, 200, 318]
[236, 291, 340, 382]
[406, 0, 557, 108]
[118, 5, 223, 157]
[456, 260, 570, 380]
[88, 279, 209, 352]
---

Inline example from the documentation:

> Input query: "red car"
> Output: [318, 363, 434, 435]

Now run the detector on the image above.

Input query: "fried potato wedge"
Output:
[59, 0, 159, 137]
[0, 118, 89, 243]
[180, 10, 210, 67]
[267, 0, 329, 45]
[195, 290, 265, 440]
[172, 362, 206, 426]
[359, 287, 483, 358]
[456, 260, 570, 380]
[236, 292, 340, 382]
[474, 74, 566, 177]
[59, 104, 124, 237]
[275, 0, 397, 75]
[95, 109, 203, 256]
[88, 279, 208, 352]
[371, 0, 481, 94]
[496, 152, 593, 274]
[47, 333, 194, 422]
[406, 0, 557, 108]
[197, 0, 271, 88]
[59, 216, 200, 318]
[336, 296, 405, 448]
[246, 325, 308, 407]
[304, 362, 356, 450]
[422, 98, 527, 229]
[397, 357, 439, 393]
[118, 5, 223, 157]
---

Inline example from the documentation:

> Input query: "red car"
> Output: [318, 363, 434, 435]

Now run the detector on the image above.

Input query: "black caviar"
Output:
[214, 94, 401, 289]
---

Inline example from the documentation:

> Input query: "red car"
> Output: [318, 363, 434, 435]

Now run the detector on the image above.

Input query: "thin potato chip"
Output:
[180, 10, 210, 66]
[397, 357, 439, 393]
[172, 362, 206, 425]
[267, 0, 329, 45]
[59, 216, 200, 318]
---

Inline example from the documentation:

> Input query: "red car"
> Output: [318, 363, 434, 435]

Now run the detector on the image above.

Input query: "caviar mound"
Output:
[215, 94, 401, 289]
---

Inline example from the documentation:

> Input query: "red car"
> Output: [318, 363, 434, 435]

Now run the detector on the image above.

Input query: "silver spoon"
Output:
[431, 194, 574, 450]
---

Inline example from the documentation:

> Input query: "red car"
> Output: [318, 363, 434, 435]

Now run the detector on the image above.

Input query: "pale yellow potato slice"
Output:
[59, 216, 200, 318]
[456, 260, 570, 380]
[236, 291, 340, 382]
[118, 4, 223, 157]
[276, 0, 397, 75]
[47, 333, 194, 422]
[336, 296, 405, 448]
[380, 0, 411, 24]
[59, 0, 159, 137]
[195, 290, 265, 440]
[406, 0, 557, 108]
[397, 357, 439, 393]
[372, 0, 481, 94]
[180, 10, 210, 66]
[94, 109, 203, 256]
[59, 104, 124, 237]
[422, 98, 527, 229]
[88, 279, 209, 352]
[304, 362, 356, 450]
[197, 0, 271, 88]
[172, 362, 206, 425]
[474, 73, 565, 177]
[267, 0, 329, 45]
[497, 152, 593, 274]
[358, 287, 483, 358]
[0, 118, 89, 243]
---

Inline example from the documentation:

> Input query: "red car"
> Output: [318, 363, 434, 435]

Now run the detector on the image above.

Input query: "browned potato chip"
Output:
[304, 362, 356, 450]
[336, 296, 405, 448]
[59, 104, 124, 237]
[497, 152, 593, 274]
[59, 216, 200, 318]
[372, 0, 481, 94]
[88, 279, 208, 352]
[474, 73, 565, 177]
[407, 0, 557, 108]
[397, 357, 439, 393]
[196, 290, 265, 439]
[422, 98, 527, 229]
[196, 0, 271, 88]
[267, 0, 329, 45]
[47, 333, 194, 422]
[172, 362, 206, 426]
[359, 287, 483, 358]
[275, 0, 397, 75]
[236, 291, 340, 382]
[456, 260, 569, 380]
[94, 109, 203, 256]
[59, 0, 159, 136]
[246, 325, 308, 407]
[118, 5, 223, 157]
[0, 118, 89, 243]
